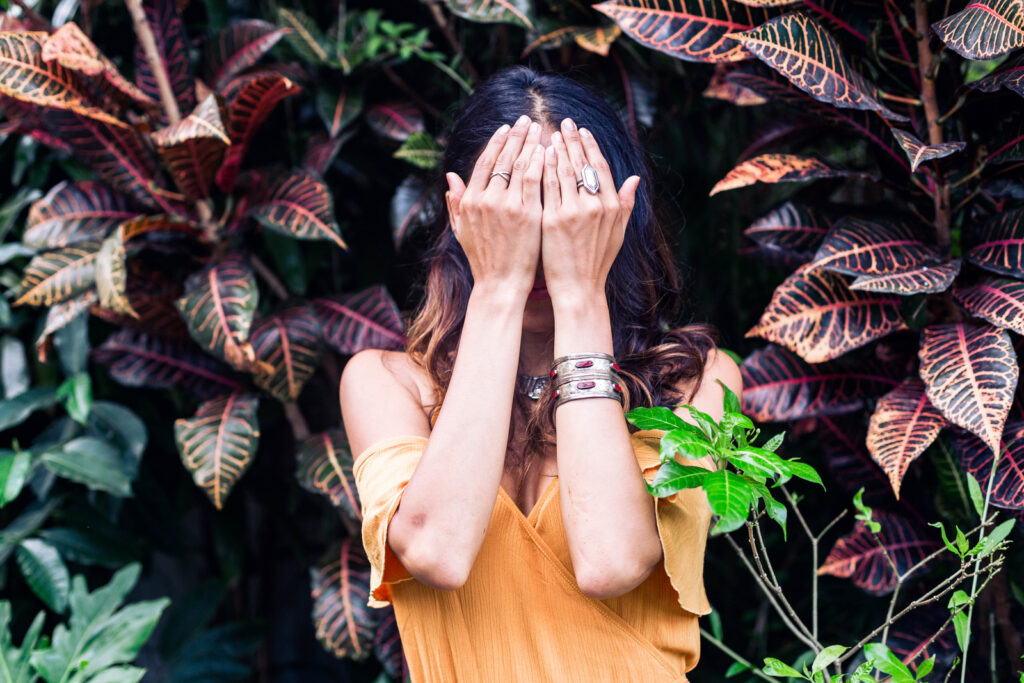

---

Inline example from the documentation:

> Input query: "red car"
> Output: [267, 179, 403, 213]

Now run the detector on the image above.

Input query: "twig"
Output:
[426, 0, 480, 83]
[746, 521, 820, 648]
[699, 627, 775, 682]
[284, 401, 310, 440]
[125, 0, 181, 125]
[914, 0, 951, 246]
[251, 255, 290, 300]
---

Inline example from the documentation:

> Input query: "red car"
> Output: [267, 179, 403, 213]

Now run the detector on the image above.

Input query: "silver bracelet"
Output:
[550, 352, 620, 380]
[553, 376, 623, 408]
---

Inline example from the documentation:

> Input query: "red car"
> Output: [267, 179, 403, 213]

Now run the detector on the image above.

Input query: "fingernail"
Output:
[517, 114, 530, 126]
[529, 122, 540, 135]
[562, 118, 575, 131]
[552, 131, 562, 143]
[580, 127, 591, 138]
[497, 124, 510, 134]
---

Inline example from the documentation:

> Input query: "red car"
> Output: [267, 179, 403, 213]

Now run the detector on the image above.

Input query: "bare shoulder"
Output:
[674, 347, 743, 422]
[339, 349, 434, 459]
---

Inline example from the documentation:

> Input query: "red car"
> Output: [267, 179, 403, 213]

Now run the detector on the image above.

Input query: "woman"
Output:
[340, 66, 741, 682]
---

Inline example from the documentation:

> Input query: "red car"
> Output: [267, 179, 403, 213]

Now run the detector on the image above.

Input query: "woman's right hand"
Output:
[445, 114, 545, 297]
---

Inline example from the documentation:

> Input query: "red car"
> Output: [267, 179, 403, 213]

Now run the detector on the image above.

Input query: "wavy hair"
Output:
[404, 65, 717, 498]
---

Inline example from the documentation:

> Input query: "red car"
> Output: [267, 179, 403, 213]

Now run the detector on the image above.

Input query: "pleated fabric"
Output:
[352, 428, 713, 683]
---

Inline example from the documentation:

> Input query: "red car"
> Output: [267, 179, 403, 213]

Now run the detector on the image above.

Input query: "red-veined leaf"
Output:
[296, 429, 360, 520]
[573, 24, 622, 56]
[969, 53, 1024, 98]
[175, 256, 260, 372]
[737, 119, 821, 161]
[740, 344, 900, 422]
[373, 608, 407, 682]
[987, 113, 1024, 164]
[92, 329, 239, 397]
[215, 73, 301, 192]
[919, 323, 1019, 455]
[13, 240, 101, 307]
[954, 277, 1024, 335]
[390, 175, 438, 249]
[133, 0, 195, 119]
[744, 201, 831, 259]
[820, 415, 894, 506]
[521, 25, 579, 56]
[151, 94, 230, 201]
[964, 207, 1024, 278]
[746, 264, 907, 363]
[365, 102, 424, 142]
[703, 62, 768, 105]
[311, 537, 380, 659]
[733, 0, 799, 5]
[314, 285, 406, 355]
[35, 290, 98, 362]
[932, 0, 1024, 60]
[24, 181, 136, 250]
[202, 20, 291, 90]
[594, 0, 768, 63]
[249, 304, 321, 402]
[890, 129, 966, 173]
[888, 607, 959, 680]
[739, 242, 814, 269]
[819, 511, 939, 595]
[302, 130, 354, 178]
[175, 391, 260, 509]
[810, 217, 939, 276]
[0, 32, 127, 128]
[95, 225, 135, 317]
[316, 88, 362, 139]
[443, 0, 534, 30]
[41, 22, 157, 111]
[118, 214, 201, 243]
[867, 378, 949, 499]
[247, 170, 345, 248]
[91, 279, 190, 339]
[710, 153, 857, 195]
[951, 422, 1024, 511]
[727, 13, 908, 120]
[849, 259, 961, 295]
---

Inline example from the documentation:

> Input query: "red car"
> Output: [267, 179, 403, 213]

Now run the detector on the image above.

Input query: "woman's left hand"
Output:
[541, 117, 640, 306]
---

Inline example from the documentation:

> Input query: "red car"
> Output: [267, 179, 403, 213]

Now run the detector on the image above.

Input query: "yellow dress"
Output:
[353, 427, 713, 682]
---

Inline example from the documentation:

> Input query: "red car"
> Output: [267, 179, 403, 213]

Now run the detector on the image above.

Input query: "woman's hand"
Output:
[541, 117, 640, 306]
[445, 115, 545, 298]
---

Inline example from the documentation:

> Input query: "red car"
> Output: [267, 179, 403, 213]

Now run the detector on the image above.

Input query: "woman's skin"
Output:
[340, 114, 741, 600]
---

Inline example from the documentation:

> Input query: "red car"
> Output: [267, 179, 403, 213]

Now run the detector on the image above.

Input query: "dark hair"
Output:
[405, 66, 717, 497]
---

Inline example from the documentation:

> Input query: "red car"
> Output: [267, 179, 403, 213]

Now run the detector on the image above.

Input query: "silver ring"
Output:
[489, 170, 511, 185]
[577, 163, 600, 194]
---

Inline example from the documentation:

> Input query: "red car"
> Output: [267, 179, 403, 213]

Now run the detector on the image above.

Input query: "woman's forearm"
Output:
[552, 290, 663, 599]
[388, 281, 526, 589]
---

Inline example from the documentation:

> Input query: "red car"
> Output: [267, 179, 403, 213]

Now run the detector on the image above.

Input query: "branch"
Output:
[125, 0, 181, 125]
[699, 627, 775, 682]
[251, 255, 290, 300]
[426, 0, 480, 83]
[914, 0, 951, 246]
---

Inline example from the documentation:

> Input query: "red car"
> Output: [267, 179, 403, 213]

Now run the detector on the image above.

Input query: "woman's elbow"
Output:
[389, 515, 472, 591]
[576, 551, 661, 600]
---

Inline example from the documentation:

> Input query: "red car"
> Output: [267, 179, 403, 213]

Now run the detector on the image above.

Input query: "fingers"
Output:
[521, 144, 545, 210]
[507, 121, 541, 199]
[467, 122, 512, 194]
[578, 127, 617, 201]
[445, 172, 466, 220]
[550, 130, 579, 209]
[543, 144, 560, 210]
[484, 114, 532, 194]
[559, 118, 592, 199]
[617, 175, 641, 231]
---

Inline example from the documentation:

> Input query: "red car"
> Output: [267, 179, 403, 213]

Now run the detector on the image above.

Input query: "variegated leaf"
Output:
[314, 285, 406, 355]
[810, 217, 939, 276]
[216, 73, 301, 191]
[95, 225, 136, 317]
[175, 392, 260, 509]
[41, 22, 157, 110]
[710, 154, 855, 195]
[311, 537, 379, 659]
[0, 32, 127, 128]
[820, 415, 894, 506]
[303, 130, 354, 178]
[744, 202, 831, 260]
[390, 175, 438, 249]
[90, 275, 190, 340]
[703, 63, 768, 105]
[394, 132, 442, 170]
[890, 129, 966, 173]
[316, 88, 363, 139]
[249, 304, 321, 402]
[373, 608, 407, 681]
[133, 0, 195, 119]
[867, 378, 948, 498]
[24, 181, 136, 250]
[14, 240, 101, 307]
[954, 277, 1024, 335]
[919, 323, 1019, 455]
[202, 20, 291, 90]
[850, 259, 961, 295]
[727, 13, 907, 120]
[175, 256, 260, 372]
[296, 429, 360, 520]
[951, 422, 1024, 511]
[594, 0, 768, 63]
[276, 8, 329, 64]
[93, 329, 239, 397]
[365, 102, 424, 142]
[152, 94, 230, 201]
[35, 290, 98, 361]
[443, 0, 534, 30]
[964, 207, 1024, 278]
[970, 53, 1024, 98]
[733, 0, 799, 5]
[741, 344, 900, 422]
[819, 512, 939, 595]
[521, 24, 621, 57]
[247, 170, 345, 248]
[747, 264, 907, 363]
[932, 0, 1024, 60]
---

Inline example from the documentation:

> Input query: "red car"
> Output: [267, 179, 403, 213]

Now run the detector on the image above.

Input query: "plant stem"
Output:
[426, 0, 480, 83]
[251, 255, 290, 300]
[746, 521, 820, 648]
[284, 401, 310, 440]
[914, 0, 951, 246]
[125, 0, 181, 126]
[699, 627, 775, 682]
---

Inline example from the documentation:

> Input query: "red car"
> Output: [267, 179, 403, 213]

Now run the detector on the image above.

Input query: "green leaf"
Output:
[762, 431, 786, 453]
[0, 603, 45, 682]
[762, 657, 803, 677]
[965, 471, 985, 517]
[626, 406, 689, 432]
[394, 131, 442, 169]
[16, 538, 70, 613]
[863, 643, 914, 681]
[646, 461, 710, 497]
[0, 450, 31, 506]
[87, 401, 147, 465]
[726, 661, 751, 677]
[40, 436, 135, 497]
[0, 387, 58, 431]
[750, 480, 788, 538]
[659, 428, 714, 462]
[915, 656, 935, 680]
[854, 488, 881, 533]
[812, 645, 848, 673]
[1, 335, 29, 399]
[56, 372, 92, 424]
[786, 460, 823, 487]
[717, 377, 741, 414]
[970, 519, 1016, 558]
[685, 405, 719, 441]
[953, 611, 969, 653]
[703, 469, 754, 534]
[731, 447, 792, 482]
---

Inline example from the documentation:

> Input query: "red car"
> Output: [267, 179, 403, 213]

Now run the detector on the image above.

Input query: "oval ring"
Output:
[576, 163, 600, 195]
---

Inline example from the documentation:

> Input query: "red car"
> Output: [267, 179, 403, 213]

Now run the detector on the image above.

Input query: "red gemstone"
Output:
[553, 389, 559, 397]
[612, 363, 620, 371]
[575, 359, 594, 368]
[576, 381, 596, 390]
[549, 369, 556, 378]
[613, 384, 622, 392]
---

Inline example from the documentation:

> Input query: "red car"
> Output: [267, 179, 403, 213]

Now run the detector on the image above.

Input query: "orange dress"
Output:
[353, 427, 713, 682]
